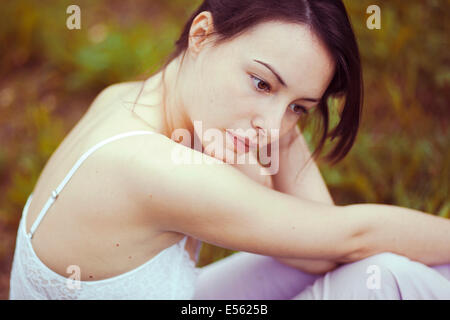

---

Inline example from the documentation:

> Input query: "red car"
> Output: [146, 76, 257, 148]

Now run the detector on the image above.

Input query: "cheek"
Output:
[280, 113, 299, 133]
[207, 79, 243, 117]
[200, 62, 255, 122]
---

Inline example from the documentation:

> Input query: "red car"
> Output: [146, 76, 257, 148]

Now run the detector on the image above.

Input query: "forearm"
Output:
[343, 203, 450, 266]
[263, 172, 340, 274]
[261, 177, 339, 273]
[271, 126, 340, 273]
[271, 125, 333, 203]
[273, 165, 340, 273]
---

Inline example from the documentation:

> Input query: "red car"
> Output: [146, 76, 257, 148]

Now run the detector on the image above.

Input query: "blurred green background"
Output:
[0, 0, 448, 299]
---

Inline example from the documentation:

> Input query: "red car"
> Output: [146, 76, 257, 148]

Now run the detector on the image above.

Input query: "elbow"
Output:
[303, 261, 340, 275]
[333, 205, 375, 264]
[335, 241, 369, 264]
[276, 257, 339, 275]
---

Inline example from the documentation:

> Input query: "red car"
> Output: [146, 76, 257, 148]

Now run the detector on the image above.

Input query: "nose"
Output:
[251, 113, 283, 145]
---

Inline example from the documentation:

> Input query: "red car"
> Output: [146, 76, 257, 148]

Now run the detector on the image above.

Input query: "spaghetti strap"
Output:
[26, 130, 157, 239]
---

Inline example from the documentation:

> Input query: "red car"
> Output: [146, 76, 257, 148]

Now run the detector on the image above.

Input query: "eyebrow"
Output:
[253, 59, 321, 103]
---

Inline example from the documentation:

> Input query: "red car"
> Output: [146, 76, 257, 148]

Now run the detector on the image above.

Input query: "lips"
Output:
[226, 130, 258, 148]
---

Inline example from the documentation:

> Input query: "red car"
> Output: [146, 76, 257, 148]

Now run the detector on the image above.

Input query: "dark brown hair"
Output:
[136, 0, 363, 165]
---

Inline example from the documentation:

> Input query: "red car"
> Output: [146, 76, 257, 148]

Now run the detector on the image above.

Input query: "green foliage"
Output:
[316, 0, 449, 217]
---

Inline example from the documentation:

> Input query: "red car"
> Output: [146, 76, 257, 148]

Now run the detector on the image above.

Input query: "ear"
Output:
[188, 11, 215, 57]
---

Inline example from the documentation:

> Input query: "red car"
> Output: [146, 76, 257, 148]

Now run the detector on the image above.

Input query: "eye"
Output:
[250, 74, 309, 116]
[289, 103, 308, 116]
[250, 75, 271, 93]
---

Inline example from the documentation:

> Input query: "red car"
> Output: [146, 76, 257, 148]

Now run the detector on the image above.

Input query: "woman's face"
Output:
[179, 16, 336, 158]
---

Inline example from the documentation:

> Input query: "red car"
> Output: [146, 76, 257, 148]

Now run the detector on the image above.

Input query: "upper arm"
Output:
[120, 134, 359, 261]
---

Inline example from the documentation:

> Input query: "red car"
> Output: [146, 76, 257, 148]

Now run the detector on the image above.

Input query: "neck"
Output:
[153, 55, 194, 140]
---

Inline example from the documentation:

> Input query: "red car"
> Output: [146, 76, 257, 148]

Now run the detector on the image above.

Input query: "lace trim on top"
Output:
[9, 193, 201, 299]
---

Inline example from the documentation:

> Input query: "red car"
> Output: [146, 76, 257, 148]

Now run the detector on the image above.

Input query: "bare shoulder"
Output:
[87, 81, 144, 114]
[105, 81, 142, 97]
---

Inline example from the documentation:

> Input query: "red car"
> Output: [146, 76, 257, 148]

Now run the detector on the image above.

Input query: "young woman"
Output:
[9, 0, 450, 299]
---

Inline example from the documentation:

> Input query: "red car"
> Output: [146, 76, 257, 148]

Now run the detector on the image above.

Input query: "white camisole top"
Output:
[9, 130, 202, 299]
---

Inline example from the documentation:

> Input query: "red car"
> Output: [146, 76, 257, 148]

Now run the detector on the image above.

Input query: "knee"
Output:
[358, 252, 417, 277]
[323, 252, 417, 299]
[337, 252, 416, 286]
[293, 253, 407, 299]
[361, 252, 409, 265]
